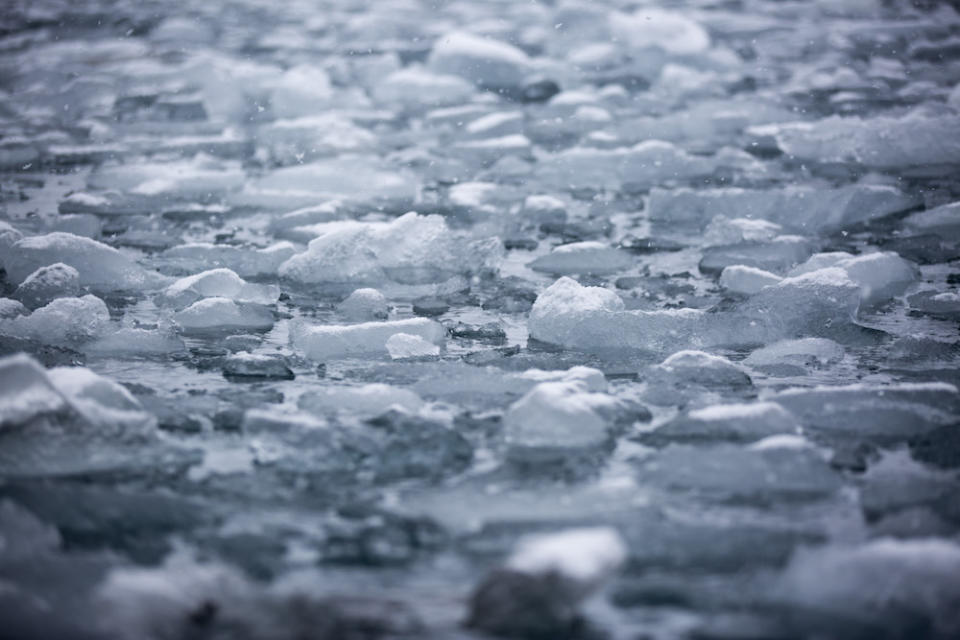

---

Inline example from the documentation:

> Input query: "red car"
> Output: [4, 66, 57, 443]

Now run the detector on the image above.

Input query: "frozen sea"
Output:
[1, 0, 960, 638]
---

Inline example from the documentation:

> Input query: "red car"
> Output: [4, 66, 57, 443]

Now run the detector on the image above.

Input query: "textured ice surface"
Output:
[2, 0, 960, 637]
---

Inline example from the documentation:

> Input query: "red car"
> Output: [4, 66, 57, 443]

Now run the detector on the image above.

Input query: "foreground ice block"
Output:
[291, 317, 445, 361]
[13, 262, 81, 309]
[788, 251, 918, 306]
[651, 402, 800, 444]
[776, 539, 960, 638]
[2, 232, 166, 290]
[0, 354, 70, 430]
[48, 366, 155, 434]
[385, 333, 441, 359]
[719, 265, 781, 295]
[337, 288, 388, 321]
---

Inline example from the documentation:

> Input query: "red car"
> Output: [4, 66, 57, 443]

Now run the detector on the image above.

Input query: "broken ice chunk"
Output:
[0, 295, 111, 345]
[269, 65, 334, 119]
[719, 265, 782, 295]
[649, 185, 920, 233]
[528, 241, 633, 275]
[651, 402, 800, 444]
[172, 298, 275, 335]
[13, 263, 80, 310]
[528, 277, 707, 351]
[85, 328, 186, 356]
[88, 158, 245, 198]
[504, 380, 619, 464]
[0, 353, 70, 430]
[699, 236, 815, 276]
[0, 298, 28, 319]
[48, 366, 156, 434]
[637, 440, 841, 502]
[299, 383, 423, 417]
[428, 31, 533, 89]
[2, 232, 166, 290]
[158, 268, 279, 310]
[291, 317, 445, 361]
[703, 216, 783, 246]
[611, 9, 710, 55]
[743, 338, 844, 375]
[279, 212, 501, 286]
[373, 66, 474, 109]
[789, 251, 918, 306]
[776, 539, 960, 638]
[903, 200, 960, 236]
[770, 383, 960, 443]
[158, 242, 296, 278]
[337, 288, 388, 321]
[221, 353, 294, 381]
[757, 113, 960, 171]
[467, 526, 627, 638]
[385, 333, 441, 359]
[658, 350, 752, 387]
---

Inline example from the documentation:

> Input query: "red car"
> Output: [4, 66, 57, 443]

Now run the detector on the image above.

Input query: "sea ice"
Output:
[172, 298, 275, 335]
[428, 31, 533, 89]
[0, 295, 111, 345]
[657, 350, 752, 387]
[47, 366, 155, 434]
[337, 288, 388, 321]
[789, 251, 918, 306]
[158, 268, 279, 310]
[528, 241, 633, 275]
[299, 383, 424, 417]
[373, 66, 474, 109]
[385, 333, 441, 359]
[279, 212, 501, 286]
[719, 265, 782, 295]
[13, 263, 81, 309]
[651, 402, 800, 444]
[158, 242, 297, 278]
[291, 317, 445, 361]
[0, 353, 70, 430]
[744, 338, 844, 375]
[3, 233, 166, 290]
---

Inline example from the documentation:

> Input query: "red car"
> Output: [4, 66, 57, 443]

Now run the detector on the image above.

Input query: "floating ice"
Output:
[611, 9, 710, 55]
[48, 366, 155, 434]
[770, 383, 960, 442]
[504, 380, 620, 462]
[507, 527, 627, 597]
[291, 317, 445, 361]
[652, 402, 800, 444]
[3, 233, 165, 290]
[373, 66, 474, 109]
[719, 265, 782, 295]
[658, 350, 752, 387]
[0, 298, 28, 319]
[386, 333, 441, 359]
[299, 383, 423, 417]
[13, 263, 80, 309]
[789, 251, 918, 306]
[85, 328, 186, 356]
[699, 236, 815, 276]
[337, 288, 388, 321]
[158, 268, 279, 310]
[158, 242, 296, 278]
[221, 353, 294, 380]
[777, 539, 960, 638]
[528, 241, 632, 275]
[279, 212, 501, 287]
[172, 298, 275, 335]
[648, 185, 920, 233]
[0, 353, 70, 430]
[0, 295, 111, 345]
[744, 338, 844, 375]
[268, 65, 335, 119]
[428, 31, 533, 89]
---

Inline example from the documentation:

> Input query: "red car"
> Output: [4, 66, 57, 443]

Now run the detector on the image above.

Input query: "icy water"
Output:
[1, 0, 960, 638]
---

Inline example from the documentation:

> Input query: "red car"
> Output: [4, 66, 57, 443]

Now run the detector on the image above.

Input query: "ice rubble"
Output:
[385, 333, 441, 359]
[13, 263, 80, 309]
[2, 232, 165, 290]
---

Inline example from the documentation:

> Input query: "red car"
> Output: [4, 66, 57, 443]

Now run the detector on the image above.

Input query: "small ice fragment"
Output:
[0, 295, 111, 345]
[719, 264, 782, 295]
[337, 288, 388, 321]
[48, 366, 155, 434]
[158, 268, 279, 310]
[507, 527, 628, 596]
[0, 353, 70, 430]
[385, 332, 441, 359]
[221, 353, 294, 380]
[299, 383, 423, 417]
[658, 350, 752, 387]
[429, 31, 533, 89]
